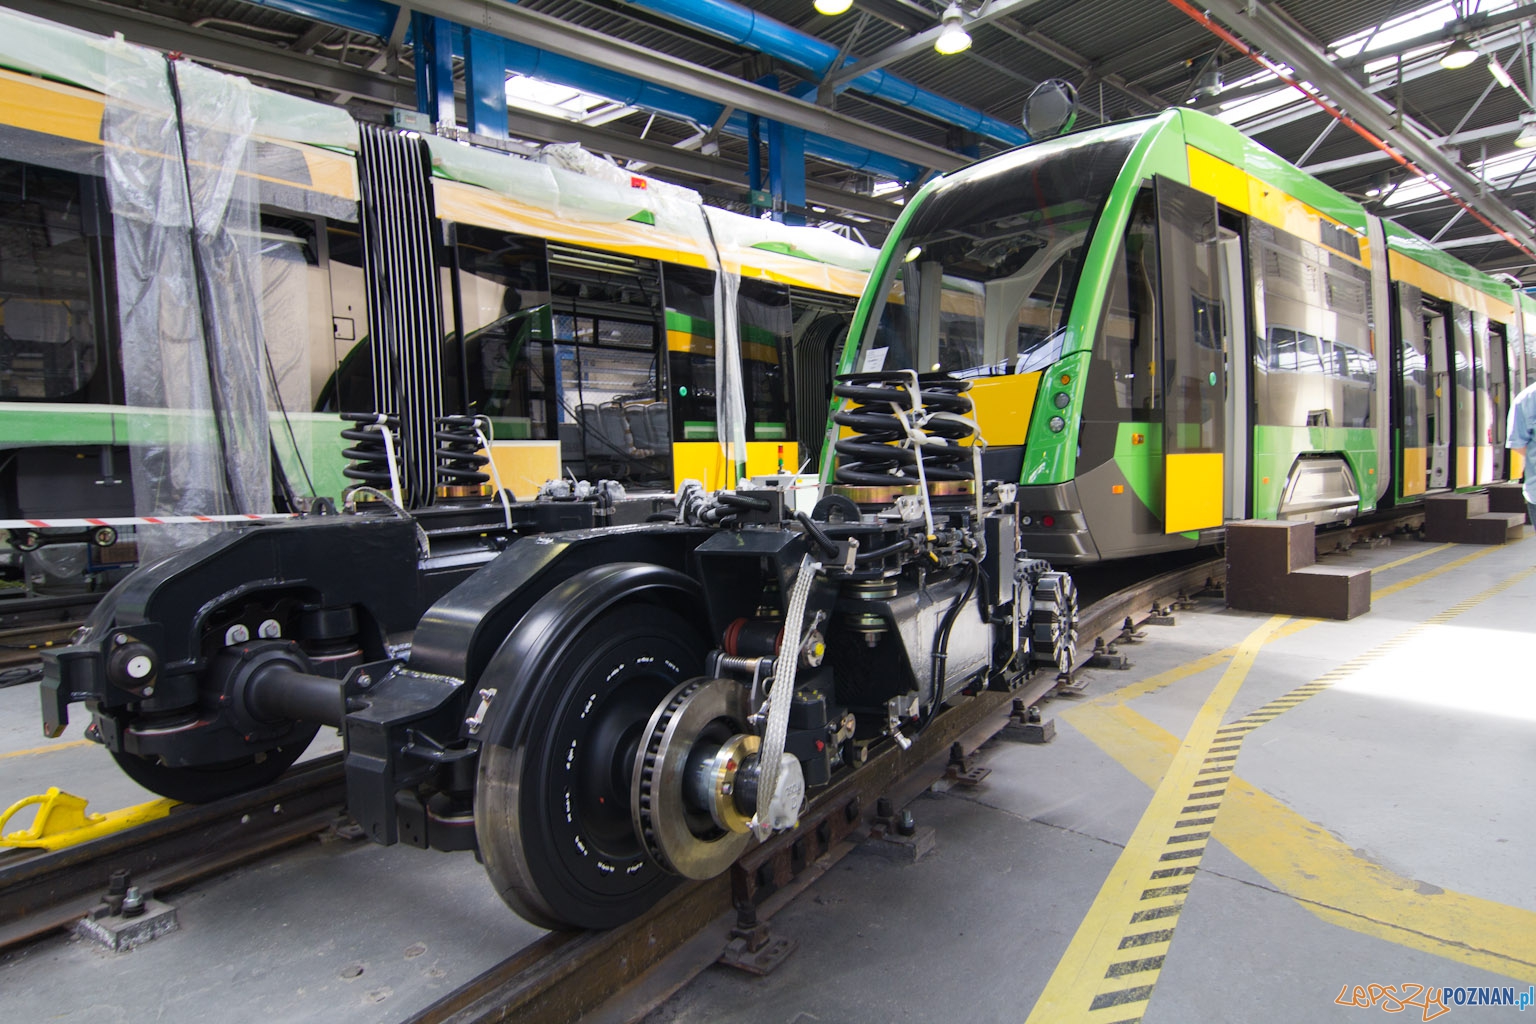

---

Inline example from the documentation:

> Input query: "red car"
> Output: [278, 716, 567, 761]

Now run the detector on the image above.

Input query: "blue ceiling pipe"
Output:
[247, 0, 398, 39]
[234, 0, 924, 179]
[616, 0, 1030, 148]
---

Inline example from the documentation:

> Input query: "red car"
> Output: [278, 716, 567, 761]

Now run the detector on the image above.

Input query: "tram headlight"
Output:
[1053, 391, 1071, 409]
[1048, 415, 1067, 432]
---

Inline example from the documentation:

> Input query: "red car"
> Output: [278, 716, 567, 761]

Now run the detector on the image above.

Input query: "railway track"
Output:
[0, 508, 1424, 1019]
[0, 754, 347, 950]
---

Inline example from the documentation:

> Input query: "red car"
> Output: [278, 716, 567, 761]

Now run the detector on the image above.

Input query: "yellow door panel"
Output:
[1400, 447, 1427, 497]
[1165, 451, 1224, 533]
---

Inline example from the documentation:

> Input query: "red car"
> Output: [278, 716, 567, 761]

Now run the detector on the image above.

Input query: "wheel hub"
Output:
[632, 677, 756, 880]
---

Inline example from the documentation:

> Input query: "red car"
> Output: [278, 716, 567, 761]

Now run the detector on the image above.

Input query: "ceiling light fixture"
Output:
[1489, 54, 1514, 88]
[1439, 37, 1477, 70]
[813, 0, 854, 16]
[1515, 111, 1536, 149]
[934, 4, 971, 56]
[1192, 55, 1223, 100]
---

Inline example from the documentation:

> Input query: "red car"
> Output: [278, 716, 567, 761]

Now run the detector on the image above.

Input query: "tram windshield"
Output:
[851, 123, 1145, 379]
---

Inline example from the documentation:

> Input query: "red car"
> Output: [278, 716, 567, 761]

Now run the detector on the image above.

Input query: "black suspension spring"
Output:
[832, 372, 976, 486]
[340, 412, 400, 489]
[434, 415, 490, 492]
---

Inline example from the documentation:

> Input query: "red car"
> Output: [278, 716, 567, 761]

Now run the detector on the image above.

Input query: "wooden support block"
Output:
[1485, 483, 1529, 519]
[1288, 565, 1372, 620]
[1226, 519, 1370, 620]
[1423, 492, 1490, 542]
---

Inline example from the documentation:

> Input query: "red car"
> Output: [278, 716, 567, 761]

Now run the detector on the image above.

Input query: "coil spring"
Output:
[434, 415, 490, 488]
[340, 412, 400, 487]
[832, 372, 975, 486]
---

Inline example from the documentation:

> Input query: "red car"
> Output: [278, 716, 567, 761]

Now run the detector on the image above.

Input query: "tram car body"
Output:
[0, 9, 874, 587]
[827, 108, 1534, 564]
[23, 9, 1076, 935]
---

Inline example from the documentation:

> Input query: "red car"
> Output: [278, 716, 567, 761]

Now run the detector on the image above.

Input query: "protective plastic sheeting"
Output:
[103, 46, 272, 561]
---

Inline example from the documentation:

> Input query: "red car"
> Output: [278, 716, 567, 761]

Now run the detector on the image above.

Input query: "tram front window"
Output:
[852, 123, 1144, 378]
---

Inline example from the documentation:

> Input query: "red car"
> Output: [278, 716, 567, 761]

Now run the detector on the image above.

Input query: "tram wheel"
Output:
[474, 565, 709, 931]
[108, 725, 320, 803]
[1030, 571, 1079, 676]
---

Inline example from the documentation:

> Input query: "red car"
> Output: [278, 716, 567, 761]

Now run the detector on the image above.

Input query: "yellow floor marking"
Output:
[1071, 704, 1536, 983]
[0, 739, 93, 761]
[1370, 542, 1454, 573]
[1064, 561, 1536, 985]
[1081, 539, 1490, 712]
[1374, 544, 1500, 599]
[1024, 615, 1289, 1023]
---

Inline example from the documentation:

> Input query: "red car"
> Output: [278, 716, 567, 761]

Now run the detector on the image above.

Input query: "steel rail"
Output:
[0, 509, 1430, 994]
[402, 557, 1229, 1024]
[0, 753, 347, 950]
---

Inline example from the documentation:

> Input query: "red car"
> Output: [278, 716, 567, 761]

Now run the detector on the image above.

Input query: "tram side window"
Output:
[547, 246, 665, 483]
[1088, 190, 1159, 421]
[1397, 285, 1429, 452]
[739, 279, 794, 443]
[0, 161, 110, 403]
[663, 264, 718, 442]
[1250, 222, 1375, 430]
[444, 225, 554, 439]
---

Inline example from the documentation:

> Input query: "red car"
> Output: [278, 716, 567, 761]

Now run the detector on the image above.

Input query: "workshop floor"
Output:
[646, 534, 1536, 1023]
[2, 533, 1532, 1023]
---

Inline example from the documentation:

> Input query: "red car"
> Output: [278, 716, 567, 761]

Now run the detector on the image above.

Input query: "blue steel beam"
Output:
[464, 29, 508, 138]
[235, 0, 929, 180]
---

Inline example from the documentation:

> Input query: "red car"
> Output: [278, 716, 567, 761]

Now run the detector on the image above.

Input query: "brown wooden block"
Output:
[1464, 513, 1526, 544]
[1485, 483, 1529, 519]
[1288, 565, 1372, 620]
[1423, 492, 1490, 542]
[1225, 519, 1315, 579]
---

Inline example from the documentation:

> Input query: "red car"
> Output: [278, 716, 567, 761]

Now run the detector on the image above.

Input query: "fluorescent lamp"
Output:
[1440, 38, 1477, 70]
[814, 0, 853, 15]
[1490, 55, 1514, 88]
[1515, 112, 1536, 149]
[934, 4, 971, 56]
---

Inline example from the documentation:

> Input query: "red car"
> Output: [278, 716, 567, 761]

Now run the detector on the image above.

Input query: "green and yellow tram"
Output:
[829, 107, 1532, 562]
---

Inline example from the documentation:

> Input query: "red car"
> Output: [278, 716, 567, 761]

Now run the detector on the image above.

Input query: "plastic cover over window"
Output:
[103, 43, 272, 561]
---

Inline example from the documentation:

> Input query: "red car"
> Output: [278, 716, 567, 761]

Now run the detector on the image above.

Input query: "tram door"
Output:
[1154, 176, 1225, 533]
[1423, 303, 1452, 490]
[1489, 322, 1509, 481]
[1217, 226, 1248, 520]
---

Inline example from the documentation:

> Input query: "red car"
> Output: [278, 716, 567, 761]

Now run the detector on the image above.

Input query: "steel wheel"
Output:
[108, 726, 319, 803]
[474, 565, 708, 930]
[1030, 571, 1079, 676]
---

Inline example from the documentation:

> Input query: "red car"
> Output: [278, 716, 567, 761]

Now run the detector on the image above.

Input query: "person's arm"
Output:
[1510, 392, 1534, 449]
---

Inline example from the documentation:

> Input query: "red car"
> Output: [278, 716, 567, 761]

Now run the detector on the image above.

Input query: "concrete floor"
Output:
[2, 534, 1533, 1023]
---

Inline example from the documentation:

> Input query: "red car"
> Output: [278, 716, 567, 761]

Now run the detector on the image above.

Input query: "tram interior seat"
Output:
[569, 400, 670, 480]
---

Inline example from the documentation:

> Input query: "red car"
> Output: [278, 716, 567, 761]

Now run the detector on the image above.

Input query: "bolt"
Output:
[356, 673, 372, 689]
[121, 886, 145, 918]
[108, 870, 130, 895]
[896, 809, 916, 836]
[114, 633, 129, 646]
[876, 796, 894, 820]
[141, 686, 154, 697]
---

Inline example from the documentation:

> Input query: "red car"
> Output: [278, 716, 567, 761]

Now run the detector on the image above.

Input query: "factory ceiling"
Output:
[15, 0, 1536, 275]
